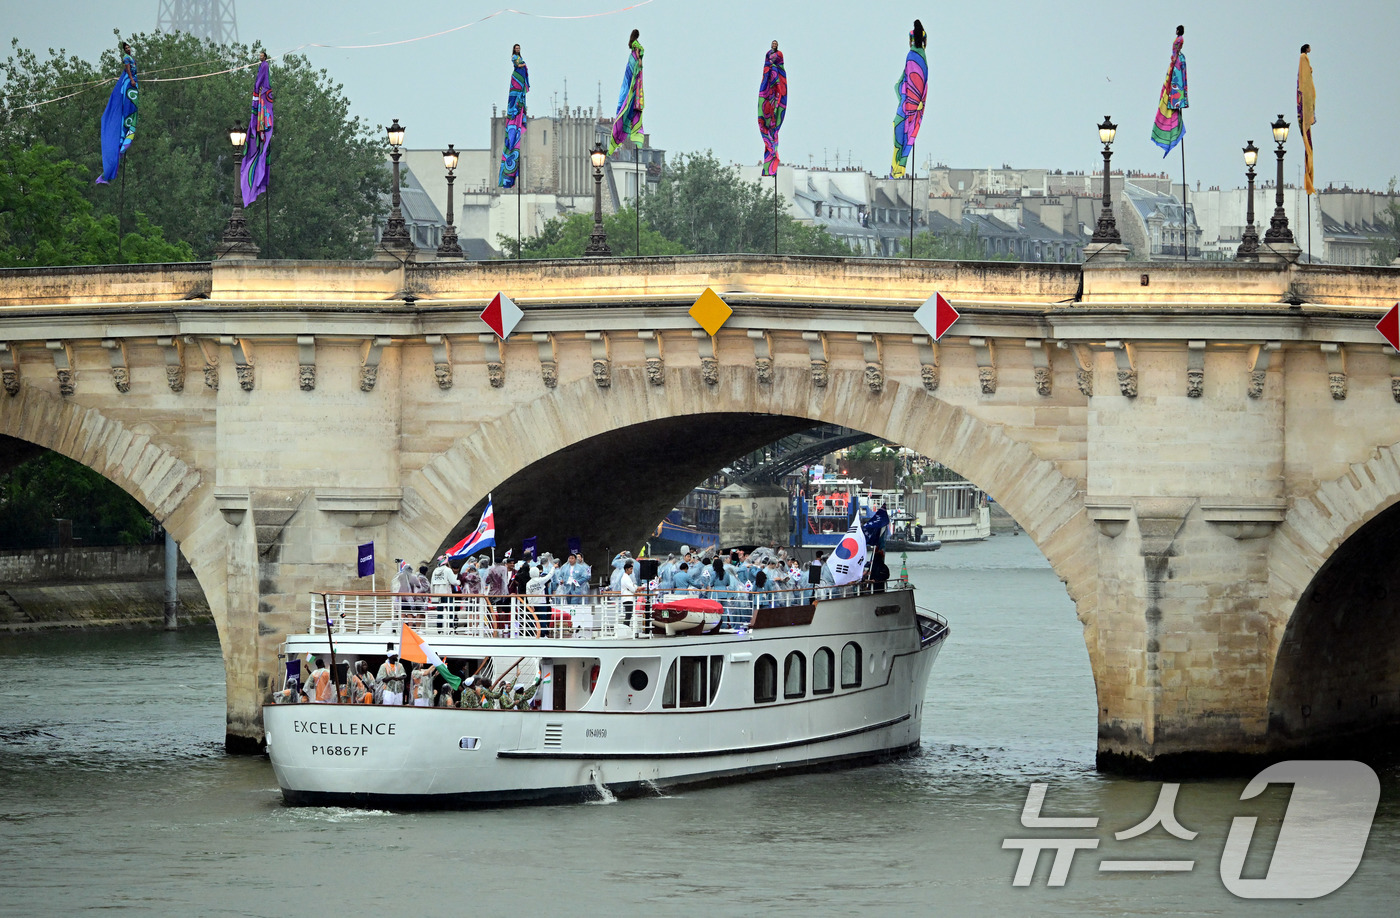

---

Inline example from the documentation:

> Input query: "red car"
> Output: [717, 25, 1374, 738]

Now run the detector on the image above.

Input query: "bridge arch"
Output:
[391, 361, 1102, 689]
[1266, 442, 1400, 753]
[0, 385, 236, 709]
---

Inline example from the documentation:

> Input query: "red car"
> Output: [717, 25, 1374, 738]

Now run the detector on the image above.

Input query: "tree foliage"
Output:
[1, 30, 389, 260]
[499, 206, 688, 259]
[643, 151, 853, 256]
[900, 226, 1011, 260]
[0, 143, 192, 267]
[0, 451, 153, 549]
[1373, 178, 1400, 265]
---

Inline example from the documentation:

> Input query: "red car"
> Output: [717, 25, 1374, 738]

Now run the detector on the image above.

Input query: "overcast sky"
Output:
[6, 0, 1399, 192]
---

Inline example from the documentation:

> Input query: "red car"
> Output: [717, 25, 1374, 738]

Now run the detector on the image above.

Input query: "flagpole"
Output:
[908, 142, 916, 258]
[517, 150, 523, 260]
[774, 170, 779, 256]
[636, 146, 641, 257]
[117, 159, 126, 263]
[1180, 121, 1188, 263]
[320, 593, 341, 699]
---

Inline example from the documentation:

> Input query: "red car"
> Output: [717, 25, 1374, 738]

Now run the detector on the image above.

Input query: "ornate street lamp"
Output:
[436, 143, 464, 259]
[584, 141, 612, 257]
[1237, 141, 1260, 261]
[377, 117, 415, 258]
[218, 124, 259, 259]
[1263, 114, 1295, 246]
[1089, 115, 1121, 245]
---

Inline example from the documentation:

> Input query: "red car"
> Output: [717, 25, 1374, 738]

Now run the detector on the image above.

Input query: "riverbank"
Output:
[0, 579, 211, 633]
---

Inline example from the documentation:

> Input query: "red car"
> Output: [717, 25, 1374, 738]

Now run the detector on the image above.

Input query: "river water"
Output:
[2, 535, 1396, 915]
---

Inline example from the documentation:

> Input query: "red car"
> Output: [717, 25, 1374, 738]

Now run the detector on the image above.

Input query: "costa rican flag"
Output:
[447, 496, 496, 559]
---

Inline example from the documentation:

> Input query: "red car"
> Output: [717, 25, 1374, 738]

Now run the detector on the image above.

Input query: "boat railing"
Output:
[914, 606, 950, 647]
[308, 581, 913, 639]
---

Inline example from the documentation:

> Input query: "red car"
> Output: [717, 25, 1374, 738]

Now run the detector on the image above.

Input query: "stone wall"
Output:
[0, 544, 193, 584]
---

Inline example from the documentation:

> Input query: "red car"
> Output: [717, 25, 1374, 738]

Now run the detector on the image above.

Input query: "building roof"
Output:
[1123, 182, 1196, 229]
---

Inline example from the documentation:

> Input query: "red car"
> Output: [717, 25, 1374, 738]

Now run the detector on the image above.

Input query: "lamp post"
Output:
[584, 141, 612, 257]
[1263, 114, 1295, 246]
[436, 143, 464, 259]
[1237, 141, 1260, 261]
[1088, 115, 1124, 252]
[218, 125, 259, 260]
[377, 117, 415, 260]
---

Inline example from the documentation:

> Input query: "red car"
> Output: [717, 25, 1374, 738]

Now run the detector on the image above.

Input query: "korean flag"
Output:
[826, 519, 868, 587]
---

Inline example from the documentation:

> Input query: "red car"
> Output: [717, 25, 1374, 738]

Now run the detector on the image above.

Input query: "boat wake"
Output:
[586, 768, 618, 805]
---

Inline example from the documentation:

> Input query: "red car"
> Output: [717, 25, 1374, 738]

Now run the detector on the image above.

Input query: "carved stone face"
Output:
[700, 357, 719, 386]
[1117, 368, 1137, 399]
[1248, 370, 1265, 399]
[755, 356, 773, 385]
[864, 363, 884, 394]
[810, 359, 828, 388]
[644, 357, 664, 386]
[165, 365, 185, 393]
[236, 364, 255, 392]
[978, 365, 997, 396]
[3, 368, 20, 397]
[1034, 366, 1052, 397]
[920, 364, 939, 393]
[359, 364, 379, 393]
[1328, 372, 1347, 401]
[298, 365, 316, 392]
[592, 359, 612, 388]
[1076, 368, 1093, 398]
[540, 361, 558, 389]
[112, 366, 131, 394]
[435, 362, 454, 390]
[1186, 368, 1204, 398]
[485, 362, 504, 389]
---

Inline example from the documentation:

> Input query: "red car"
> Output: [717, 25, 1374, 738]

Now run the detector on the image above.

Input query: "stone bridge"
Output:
[1, 254, 1398, 772]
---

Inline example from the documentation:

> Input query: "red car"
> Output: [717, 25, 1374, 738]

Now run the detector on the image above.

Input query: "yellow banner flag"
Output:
[1298, 49, 1317, 195]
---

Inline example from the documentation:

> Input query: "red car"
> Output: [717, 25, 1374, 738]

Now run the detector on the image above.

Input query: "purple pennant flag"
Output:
[522, 536, 538, 560]
[240, 58, 273, 207]
[357, 542, 375, 578]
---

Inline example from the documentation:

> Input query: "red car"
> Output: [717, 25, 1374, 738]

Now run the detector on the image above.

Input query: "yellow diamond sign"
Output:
[689, 288, 732, 336]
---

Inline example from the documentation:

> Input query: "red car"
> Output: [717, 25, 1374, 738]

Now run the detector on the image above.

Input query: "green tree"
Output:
[643, 151, 853, 256]
[0, 143, 192, 266]
[899, 226, 1012, 260]
[1372, 178, 1400, 265]
[498, 206, 688, 259]
[1, 30, 389, 260]
[0, 451, 153, 549]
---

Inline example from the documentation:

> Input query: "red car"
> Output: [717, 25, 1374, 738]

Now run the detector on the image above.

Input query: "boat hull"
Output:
[265, 640, 940, 808]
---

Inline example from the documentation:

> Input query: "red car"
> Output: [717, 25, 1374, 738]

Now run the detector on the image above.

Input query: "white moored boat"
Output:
[264, 581, 948, 808]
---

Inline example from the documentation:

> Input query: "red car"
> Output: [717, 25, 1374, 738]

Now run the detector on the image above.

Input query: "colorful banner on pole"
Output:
[1151, 30, 1188, 157]
[890, 22, 927, 179]
[758, 44, 787, 176]
[96, 51, 139, 185]
[608, 35, 645, 155]
[241, 57, 274, 207]
[1298, 48, 1316, 195]
[499, 51, 529, 188]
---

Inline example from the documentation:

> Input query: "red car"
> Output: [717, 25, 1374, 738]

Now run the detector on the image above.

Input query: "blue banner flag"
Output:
[522, 536, 538, 560]
[357, 542, 375, 578]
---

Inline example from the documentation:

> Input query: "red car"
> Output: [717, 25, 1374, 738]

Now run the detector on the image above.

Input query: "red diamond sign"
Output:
[1377, 303, 1400, 351]
[480, 292, 523, 340]
[914, 292, 960, 341]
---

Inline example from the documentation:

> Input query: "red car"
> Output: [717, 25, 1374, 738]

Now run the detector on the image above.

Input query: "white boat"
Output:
[264, 582, 949, 808]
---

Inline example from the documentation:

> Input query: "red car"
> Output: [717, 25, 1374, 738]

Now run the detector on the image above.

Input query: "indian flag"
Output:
[399, 624, 463, 690]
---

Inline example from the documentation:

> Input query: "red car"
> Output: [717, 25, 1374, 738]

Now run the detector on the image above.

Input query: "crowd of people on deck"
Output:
[385, 543, 892, 611]
[273, 649, 548, 710]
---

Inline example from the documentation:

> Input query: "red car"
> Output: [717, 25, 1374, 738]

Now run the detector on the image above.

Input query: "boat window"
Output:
[628, 669, 649, 691]
[784, 651, 806, 699]
[841, 642, 862, 688]
[754, 654, 777, 704]
[679, 656, 707, 707]
[709, 655, 723, 704]
[813, 647, 834, 695]
[662, 660, 677, 709]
